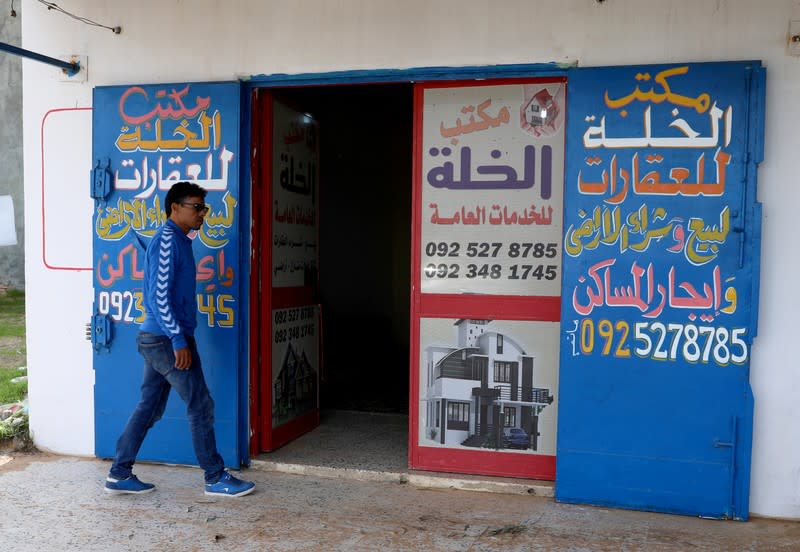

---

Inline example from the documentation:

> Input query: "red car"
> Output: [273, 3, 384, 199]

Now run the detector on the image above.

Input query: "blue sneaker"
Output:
[204, 471, 255, 497]
[104, 474, 155, 495]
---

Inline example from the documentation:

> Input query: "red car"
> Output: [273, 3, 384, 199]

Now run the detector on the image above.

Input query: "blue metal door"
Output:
[92, 82, 245, 467]
[557, 62, 764, 519]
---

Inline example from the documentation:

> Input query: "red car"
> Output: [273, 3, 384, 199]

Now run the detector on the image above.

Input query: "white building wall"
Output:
[440, 379, 478, 401]
[20, 0, 800, 518]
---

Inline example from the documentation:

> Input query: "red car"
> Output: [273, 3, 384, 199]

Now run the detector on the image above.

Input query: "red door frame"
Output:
[247, 73, 565, 475]
[409, 77, 565, 480]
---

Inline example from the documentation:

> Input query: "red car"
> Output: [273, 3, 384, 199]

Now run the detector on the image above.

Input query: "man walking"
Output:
[105, 181, 255, 497]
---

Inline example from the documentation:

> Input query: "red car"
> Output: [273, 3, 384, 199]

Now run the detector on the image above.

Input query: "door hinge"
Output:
[90, 313, 114, 353]
[713, 416, 739, 517]
[90, 158, 113, 201]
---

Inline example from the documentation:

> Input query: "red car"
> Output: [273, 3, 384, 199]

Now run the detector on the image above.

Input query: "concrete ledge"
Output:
[405, 472, 554, 497]
[251, 460, 404, 484]
[250, 459, 554, 498]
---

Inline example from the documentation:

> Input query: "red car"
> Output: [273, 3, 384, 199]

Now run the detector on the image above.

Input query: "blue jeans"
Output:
[109, 332, 225, 484]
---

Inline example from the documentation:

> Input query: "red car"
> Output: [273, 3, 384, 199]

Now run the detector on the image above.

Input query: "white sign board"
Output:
[420, 82, 565, 295]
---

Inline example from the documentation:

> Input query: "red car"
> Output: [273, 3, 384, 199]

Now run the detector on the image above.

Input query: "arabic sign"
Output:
[272, 100, 319, 288]
[96, 84, 238, 248]
[93, 82, 240, 328]
[556, 61, 764, 519]
[420, 81, 565, 296]
[562, 64, 754, 368]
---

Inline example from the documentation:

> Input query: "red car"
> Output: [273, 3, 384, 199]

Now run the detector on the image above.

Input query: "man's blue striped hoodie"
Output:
[139, 219, 197, 350]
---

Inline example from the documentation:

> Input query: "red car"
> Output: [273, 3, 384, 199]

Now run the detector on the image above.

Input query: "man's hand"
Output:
[174, 347, 192, 370]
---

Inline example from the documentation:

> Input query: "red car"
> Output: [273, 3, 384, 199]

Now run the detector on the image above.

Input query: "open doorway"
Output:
[286, 84, 413, 414]
[254, 83, 413, 458]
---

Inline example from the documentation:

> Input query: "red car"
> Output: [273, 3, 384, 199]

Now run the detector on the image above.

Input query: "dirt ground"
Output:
[0, 334, 24, 371]
[1, 452, 798, 552]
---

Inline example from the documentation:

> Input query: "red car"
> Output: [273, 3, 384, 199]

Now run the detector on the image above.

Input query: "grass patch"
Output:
[0, 290, 30, 449]
[0, 325, 24, 338]
[0, 367, 27, 404]
[0, 289, 25, 338]
[0, 290, 26, 402]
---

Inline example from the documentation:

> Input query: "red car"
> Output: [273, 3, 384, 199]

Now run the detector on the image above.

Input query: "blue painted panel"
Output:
[92, 82, 243, 468]
[247, 62, 569, 86]
[557, 62, 764, 519]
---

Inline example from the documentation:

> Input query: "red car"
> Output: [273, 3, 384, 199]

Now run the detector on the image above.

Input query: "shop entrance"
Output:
[91, 62, 763, 518]
[251, 84, 413, 453]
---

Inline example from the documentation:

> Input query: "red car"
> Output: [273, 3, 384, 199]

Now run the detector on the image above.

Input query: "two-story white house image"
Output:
[423, 319, 553, 451]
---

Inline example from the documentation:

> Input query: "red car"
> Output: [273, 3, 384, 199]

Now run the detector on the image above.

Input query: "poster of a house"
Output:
[419, 318, 559, 455]
[272, 306, 319, 428]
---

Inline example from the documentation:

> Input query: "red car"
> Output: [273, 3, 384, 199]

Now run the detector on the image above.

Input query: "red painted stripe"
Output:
[41, 107, 93, 271]
[413, 446, 556, 480]
[419, 294, 561, 321]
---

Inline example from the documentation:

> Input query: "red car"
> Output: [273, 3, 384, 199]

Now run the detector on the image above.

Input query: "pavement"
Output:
[2, 411, 799, 551]
[1, 452, 799, 551]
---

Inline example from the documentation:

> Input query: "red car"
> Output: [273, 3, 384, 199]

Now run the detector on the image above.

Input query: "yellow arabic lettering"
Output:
[604, 66, 711, 114]
[95, 197, 167, 241]
[685, 206, 730, 265]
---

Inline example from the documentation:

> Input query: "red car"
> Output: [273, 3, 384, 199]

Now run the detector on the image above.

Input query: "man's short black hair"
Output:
[165, 182, 207, 216]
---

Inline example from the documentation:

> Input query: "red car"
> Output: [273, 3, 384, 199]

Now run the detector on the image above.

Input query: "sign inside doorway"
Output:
[271, 305, 319, 428]
[271, 101, 319, 288]
[263, 96, 322, 446]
